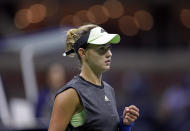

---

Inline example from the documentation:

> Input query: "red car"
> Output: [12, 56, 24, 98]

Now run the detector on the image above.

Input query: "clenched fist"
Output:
[123, 105, 139, 125]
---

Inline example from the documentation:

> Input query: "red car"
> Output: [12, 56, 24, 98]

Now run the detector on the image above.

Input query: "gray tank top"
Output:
[55, 75, 120, 131]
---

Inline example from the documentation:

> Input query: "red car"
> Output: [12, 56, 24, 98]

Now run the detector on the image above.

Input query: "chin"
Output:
[102, 66, 111, 72]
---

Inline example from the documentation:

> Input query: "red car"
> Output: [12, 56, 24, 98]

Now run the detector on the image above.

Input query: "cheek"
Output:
[90, 56, 102, 64]
[86, 50, 105, 65]
[88, 55, 103, 67]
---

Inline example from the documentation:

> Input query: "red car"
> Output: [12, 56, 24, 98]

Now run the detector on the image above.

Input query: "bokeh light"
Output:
[180, 9, 190, 29]
[14, 9, 31, 29]
[134, 10, 154, 31]
[104, 0, 124, 19]
[118, 15, 139, 36]
[72, 15, 81, 26]
[27, 4, 47, 23]
[87, 5, 109, 24]
[86, 11, 96, 24]
[60, 15, 74, 26]
[73, 10, 90, 26]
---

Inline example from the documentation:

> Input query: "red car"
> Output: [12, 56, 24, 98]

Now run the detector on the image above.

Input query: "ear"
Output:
[78, 48, 86, 58]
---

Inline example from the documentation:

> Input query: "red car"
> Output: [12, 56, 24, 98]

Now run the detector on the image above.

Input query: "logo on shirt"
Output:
[104, 96, 110, 102]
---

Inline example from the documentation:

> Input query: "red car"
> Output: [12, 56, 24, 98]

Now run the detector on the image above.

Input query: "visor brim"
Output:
[88, 34, 120, 45]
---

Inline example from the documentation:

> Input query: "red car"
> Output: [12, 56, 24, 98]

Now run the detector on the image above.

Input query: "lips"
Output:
[105, 60, 111, 64]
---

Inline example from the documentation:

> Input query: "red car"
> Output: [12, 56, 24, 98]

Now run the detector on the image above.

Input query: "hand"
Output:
[123, 105, 139, 125]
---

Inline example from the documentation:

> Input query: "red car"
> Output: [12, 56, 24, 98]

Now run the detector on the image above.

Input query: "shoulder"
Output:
[56, 75, 81, 96]
[55, 88, 80, 109]
[55, 76, 82, 104]
[55, 88, 78, 100]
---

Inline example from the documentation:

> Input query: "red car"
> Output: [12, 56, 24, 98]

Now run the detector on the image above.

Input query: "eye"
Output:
[95, 45, 111, 55]
[99, 47, 106, 51]
[107, 45, 112, 50]
[99, 45, 111, 50]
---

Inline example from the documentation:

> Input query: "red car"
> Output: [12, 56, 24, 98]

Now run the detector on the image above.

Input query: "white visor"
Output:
[87, 27, 120, 45]
[63, 26, 120, 56]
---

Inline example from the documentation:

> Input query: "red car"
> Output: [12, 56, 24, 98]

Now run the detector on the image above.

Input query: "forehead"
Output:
[87, 43, 111, 48]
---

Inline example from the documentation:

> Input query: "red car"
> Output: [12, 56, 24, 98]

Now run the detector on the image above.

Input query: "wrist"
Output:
[120, 116, 134, 131]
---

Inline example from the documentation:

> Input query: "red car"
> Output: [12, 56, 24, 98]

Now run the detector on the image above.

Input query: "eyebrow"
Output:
[87, 43, 111, 49]
[96, 44, 109, 48]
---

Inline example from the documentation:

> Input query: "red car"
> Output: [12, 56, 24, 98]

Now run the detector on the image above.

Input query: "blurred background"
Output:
[0, 0, 190, 131]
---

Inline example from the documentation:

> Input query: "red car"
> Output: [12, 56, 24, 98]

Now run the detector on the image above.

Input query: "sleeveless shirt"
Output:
[55, 75, 120, 131]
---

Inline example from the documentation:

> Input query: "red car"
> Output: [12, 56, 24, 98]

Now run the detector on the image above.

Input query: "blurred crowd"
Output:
[35, 63, 66, 127]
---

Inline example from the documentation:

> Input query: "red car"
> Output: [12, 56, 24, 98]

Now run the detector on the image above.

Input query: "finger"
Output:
[128, 105, 139, 112]
[125, 113, 137, 120]
[123, 118, 129, 125]
[129, 109, 139, 117]
[123, 107, 130, 117]
[125, 115, 135, 123]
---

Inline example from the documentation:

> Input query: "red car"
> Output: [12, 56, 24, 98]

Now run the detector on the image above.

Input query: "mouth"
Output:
[105, 60, 111, 65]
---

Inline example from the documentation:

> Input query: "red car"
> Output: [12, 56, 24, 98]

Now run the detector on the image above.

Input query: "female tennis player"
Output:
[48, 24, 139, 131]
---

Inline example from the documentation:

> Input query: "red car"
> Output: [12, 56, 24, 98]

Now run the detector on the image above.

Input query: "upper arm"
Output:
[48, 88, 80, 131]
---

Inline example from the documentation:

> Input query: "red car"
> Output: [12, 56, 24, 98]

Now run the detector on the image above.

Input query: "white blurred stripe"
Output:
[20, 45, 38, 105]
[0, 75, 10, 127]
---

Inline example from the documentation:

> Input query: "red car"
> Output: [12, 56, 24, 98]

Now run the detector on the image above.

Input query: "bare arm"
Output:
[48, 88, 80, 131]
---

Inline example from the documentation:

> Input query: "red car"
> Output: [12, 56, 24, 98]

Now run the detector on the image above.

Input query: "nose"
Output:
[106, 49, 112, 58]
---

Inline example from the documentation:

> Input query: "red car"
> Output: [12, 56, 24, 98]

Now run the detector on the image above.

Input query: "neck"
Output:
[80, 62, 102, 86]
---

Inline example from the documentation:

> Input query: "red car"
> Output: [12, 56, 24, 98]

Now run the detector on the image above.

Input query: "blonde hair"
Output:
[65, 24, 98, 57]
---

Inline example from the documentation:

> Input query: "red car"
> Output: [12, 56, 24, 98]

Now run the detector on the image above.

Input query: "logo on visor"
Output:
[101, 29, 105, 33]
